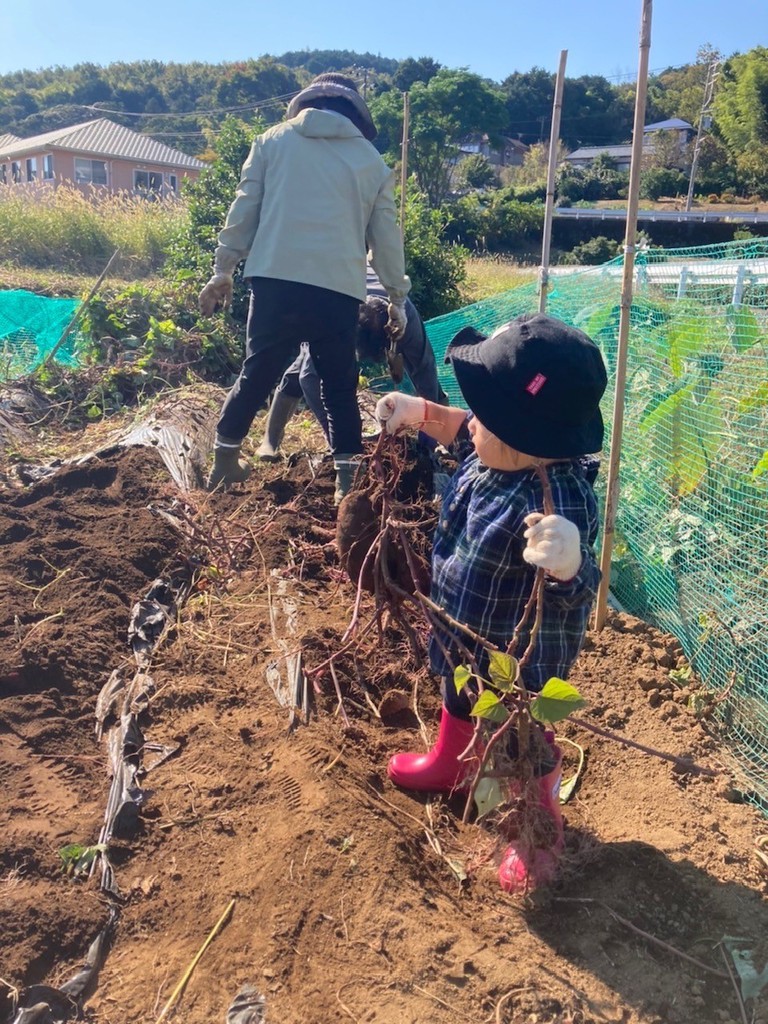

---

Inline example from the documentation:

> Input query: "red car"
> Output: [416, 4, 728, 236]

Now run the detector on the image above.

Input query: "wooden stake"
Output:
[399, 91, 410, 235]
[36, 248, 120, 373]
[155, 898, 235, 1023]
[593, 0, 653, 630]
[538, 50, 567, 314]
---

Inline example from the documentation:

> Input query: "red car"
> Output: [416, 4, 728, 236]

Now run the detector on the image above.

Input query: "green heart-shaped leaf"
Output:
[530, 677, 586, 724]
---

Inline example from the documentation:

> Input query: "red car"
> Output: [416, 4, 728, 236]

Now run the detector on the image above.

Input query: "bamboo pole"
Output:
[399, 91, 410, 234]
[593, 0, 653, 630]
[538, 50, 568, 314]
[36, 247, 120, 373]
[155, 898, 235, 1023]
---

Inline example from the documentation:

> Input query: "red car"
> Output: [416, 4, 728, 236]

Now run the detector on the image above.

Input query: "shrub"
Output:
[401, 189, 467, 319]
[443, 189, 543, 254]
[456, 154, 497, 190]
[561, 235, 621, 266]
[512, 182, 547, 203]
[77, 280, 242, 393]
[639, 167, 688, 201]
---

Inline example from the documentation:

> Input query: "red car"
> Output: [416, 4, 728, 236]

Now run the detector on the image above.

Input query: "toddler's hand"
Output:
[522, 513, 582, 581]
[375, 393, 427, 434]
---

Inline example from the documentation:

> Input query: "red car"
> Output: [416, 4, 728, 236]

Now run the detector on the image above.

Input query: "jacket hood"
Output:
[289, 107, 366, 140]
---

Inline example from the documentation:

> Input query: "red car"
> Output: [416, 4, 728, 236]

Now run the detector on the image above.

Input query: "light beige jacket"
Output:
[213, 108, 410, 303]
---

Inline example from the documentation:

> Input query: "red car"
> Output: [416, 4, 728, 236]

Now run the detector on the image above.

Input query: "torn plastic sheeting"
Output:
[93, 578, 182, 896]
[120, 385, 219, 492]
[264, 571, 306, 716]
[226, 985, 266, 1024]
[11, 912, 116, 1024]
[723, 937, 768, 1002]
[128, 578, 176, 666]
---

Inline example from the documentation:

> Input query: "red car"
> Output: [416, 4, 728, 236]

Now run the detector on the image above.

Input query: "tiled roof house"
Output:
[0, 118, 207, 195]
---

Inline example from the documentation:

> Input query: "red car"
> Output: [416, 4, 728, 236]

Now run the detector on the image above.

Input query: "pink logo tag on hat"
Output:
[525, 372, 547, 395]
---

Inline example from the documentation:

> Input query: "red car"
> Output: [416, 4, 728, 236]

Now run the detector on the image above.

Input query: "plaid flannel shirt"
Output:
[429, 454, 601, 691]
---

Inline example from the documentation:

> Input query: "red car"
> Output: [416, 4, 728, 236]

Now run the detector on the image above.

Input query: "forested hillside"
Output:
[2, 45, 767, 197]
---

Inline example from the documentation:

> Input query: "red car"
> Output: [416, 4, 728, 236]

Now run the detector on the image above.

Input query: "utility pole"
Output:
[685, 58, 719, 212]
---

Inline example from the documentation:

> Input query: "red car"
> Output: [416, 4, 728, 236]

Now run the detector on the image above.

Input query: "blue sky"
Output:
[2, 0, 766, 84]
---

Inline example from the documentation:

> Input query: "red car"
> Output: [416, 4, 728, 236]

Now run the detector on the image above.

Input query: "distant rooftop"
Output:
[565, 144, 633, 161]
[643, 118, 694, 132]
[0, 118, 206, 169]
[0, 133, 22, 152]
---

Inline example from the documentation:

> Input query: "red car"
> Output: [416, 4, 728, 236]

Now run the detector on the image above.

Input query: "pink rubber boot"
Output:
[388, 706, 477, 793]
[498, 746, 564, 893]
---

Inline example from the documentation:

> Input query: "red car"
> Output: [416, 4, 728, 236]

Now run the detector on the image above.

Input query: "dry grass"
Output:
[0, 183, 187, 277]
[0, 265, 163, 297]
[460, 256, 536, 306]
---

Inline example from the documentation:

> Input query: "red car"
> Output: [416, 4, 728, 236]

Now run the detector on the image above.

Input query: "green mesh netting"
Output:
[0, 290, 81, 380]
[426, 238, 768, 812]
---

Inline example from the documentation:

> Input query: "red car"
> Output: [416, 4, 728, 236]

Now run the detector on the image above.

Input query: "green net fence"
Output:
[427, 238, 768, 811]
[0, 290, 81, 380]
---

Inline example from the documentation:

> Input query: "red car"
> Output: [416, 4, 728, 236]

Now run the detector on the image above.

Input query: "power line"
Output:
[83, 90, 300, 119]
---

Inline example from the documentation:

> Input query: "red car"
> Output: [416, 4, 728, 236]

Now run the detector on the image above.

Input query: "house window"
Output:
[1, 164, 6, 185]
[74, 157, 108, 186]
[166, 173, 178, 193]
[134, 169, 164, 196]
[11, 161, 21, 183]
[43, 154, 54, 180]
[26, 157, 37, 182]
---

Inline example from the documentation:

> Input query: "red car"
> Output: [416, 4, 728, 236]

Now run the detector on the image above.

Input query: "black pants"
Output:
[217, 278, 362, 455]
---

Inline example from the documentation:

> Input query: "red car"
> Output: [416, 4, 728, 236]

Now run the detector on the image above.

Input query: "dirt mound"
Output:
[1, 445, 766, 1024]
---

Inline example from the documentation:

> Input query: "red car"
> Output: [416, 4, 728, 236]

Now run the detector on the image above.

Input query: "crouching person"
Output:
[375, 313, 607, 891]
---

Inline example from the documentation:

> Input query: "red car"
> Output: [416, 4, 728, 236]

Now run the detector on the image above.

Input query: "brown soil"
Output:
[1, 442, 766, 1024]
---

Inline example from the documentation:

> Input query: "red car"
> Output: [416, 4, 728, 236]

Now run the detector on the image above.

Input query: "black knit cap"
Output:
[446, 313, 607, 458]
[286, 73, 377, 141]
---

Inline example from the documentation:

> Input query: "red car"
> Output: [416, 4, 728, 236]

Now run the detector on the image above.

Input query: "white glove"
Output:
[386, 301, 408, 343]
[375, 393, 427, 434]
[199, 273, 233, 316]
[522, 513, 582, 581]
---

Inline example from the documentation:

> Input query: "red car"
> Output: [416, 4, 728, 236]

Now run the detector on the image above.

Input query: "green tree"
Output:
[502, 69, 631, 149]
[370, 69, 507, 207]
[456, 153, 497, 190]
[213, 59, 303, 122]
[501, 67, 555, 144]
[713, 46, 768, 194]
[392, 57, 441, 92]
[646, 45, 721, 126]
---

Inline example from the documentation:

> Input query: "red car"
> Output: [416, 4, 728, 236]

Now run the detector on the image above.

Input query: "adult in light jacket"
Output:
[199, 73, 411, 501]
[256, 263, 449, 460]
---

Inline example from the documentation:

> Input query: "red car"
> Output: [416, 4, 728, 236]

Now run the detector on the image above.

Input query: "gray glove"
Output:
[386, 301, 408, 344]
[199, 273, 233, 316]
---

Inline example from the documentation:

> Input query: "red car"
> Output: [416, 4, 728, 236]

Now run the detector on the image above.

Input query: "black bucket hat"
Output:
[446, 313, 607, 458]
[287, 73, 377, 141]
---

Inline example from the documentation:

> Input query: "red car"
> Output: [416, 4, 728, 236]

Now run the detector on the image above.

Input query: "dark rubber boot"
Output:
[256, 393, 300, 461]
[206, 435, 252, 491]
[498, 746, 564, 893]
[333, 455, 358, 506]
[387, 706, 477, 793]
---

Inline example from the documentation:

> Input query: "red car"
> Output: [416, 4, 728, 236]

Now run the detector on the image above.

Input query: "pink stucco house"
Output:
[0, 117, 206, 196]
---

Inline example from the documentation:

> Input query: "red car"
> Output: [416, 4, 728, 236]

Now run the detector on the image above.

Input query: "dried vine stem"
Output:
[571, 716, 719, 776]
[554, 897, 729, 979]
